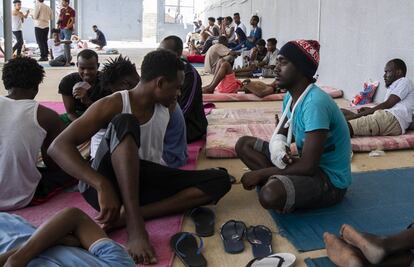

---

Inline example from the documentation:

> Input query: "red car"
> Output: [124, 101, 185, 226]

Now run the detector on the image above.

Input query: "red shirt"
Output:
[58, 6, 75, 30]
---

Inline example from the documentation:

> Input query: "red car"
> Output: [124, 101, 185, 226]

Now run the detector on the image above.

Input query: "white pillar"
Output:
[50, 0, 56, 29]
[3, 0, 13, 60]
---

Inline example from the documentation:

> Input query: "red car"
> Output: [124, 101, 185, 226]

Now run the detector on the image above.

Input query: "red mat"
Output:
[10, 140, 205, 267]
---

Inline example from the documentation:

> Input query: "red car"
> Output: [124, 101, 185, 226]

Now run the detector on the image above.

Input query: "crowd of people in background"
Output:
[186, 12, 283, 96]
[9, 0, 107, 66]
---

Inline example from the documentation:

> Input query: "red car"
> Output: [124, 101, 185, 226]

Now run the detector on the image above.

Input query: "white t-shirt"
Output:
[263, 49, 279, 66]
[48, 39, 65, 58]
[235, 22, 247, 34]
[385, 77, 414, 133]
[225, 26, 236, 42]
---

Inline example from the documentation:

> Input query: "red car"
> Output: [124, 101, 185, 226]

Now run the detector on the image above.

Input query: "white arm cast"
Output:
[269, 133, 288, 169]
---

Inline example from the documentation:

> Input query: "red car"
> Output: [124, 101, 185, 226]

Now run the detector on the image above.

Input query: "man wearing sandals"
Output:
[236, 40, 352, 213]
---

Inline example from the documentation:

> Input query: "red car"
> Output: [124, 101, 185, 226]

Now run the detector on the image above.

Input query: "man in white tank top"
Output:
[49, 50, 231, 264]
[12, 0, 29, 57]
[101, 55, 188, 168]
[0, 57, 74, 211]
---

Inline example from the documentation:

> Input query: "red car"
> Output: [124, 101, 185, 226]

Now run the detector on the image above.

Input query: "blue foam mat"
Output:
[305, 257, 336, 267]
[269, 168, 414, 252]
[190, 63, 204, 68]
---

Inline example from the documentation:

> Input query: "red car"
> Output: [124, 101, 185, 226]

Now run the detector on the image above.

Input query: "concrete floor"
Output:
[1, 49, 414, 267]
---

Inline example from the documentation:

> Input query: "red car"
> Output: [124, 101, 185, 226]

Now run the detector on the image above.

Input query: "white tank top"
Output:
[0, 97, 47, 211]
[12, 13, 23, 31]
[90, 90, 170, 164]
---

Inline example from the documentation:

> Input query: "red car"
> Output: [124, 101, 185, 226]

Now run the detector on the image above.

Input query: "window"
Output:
[164, 0, 195, 24]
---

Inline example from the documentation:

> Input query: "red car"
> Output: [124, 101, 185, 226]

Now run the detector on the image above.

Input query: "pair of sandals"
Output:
[220, 220, 273, 258]
[170, 207, 215, 267]
[221, 220, 296, 267]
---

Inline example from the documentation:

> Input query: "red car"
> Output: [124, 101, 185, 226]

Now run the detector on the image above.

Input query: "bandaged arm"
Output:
[269, 133, 288, 169]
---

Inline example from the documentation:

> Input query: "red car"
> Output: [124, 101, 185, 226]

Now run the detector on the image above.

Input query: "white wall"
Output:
[79, 0, 143, 41]
[202, 0, 414, 101]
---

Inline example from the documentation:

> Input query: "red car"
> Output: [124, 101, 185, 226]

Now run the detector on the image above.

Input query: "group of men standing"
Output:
[11, 0, 75, 60]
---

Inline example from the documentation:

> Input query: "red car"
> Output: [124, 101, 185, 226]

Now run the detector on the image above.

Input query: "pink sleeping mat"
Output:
[10, 140, 206, 267]
[203, 85, 343, 102]
[206, 124, 414, 158]
[207, 108, 277, 125]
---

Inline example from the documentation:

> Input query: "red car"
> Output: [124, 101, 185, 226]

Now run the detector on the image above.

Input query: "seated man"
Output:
[248, 39, 267, 63]
[204, 36, 239, 74]
[0, 57, 73, 211]
[0, 208, 135, 266]
[101, 54, 188, 168]
[58, 49, 110, 125]
[48, 50, 231, 263]
[202, 56, 242, 94]
[232, 15, 262, 51]
[223, 16, 236, 44]
[200, 17, 220, 43]
[324, 224, 414, 267]
[236, 38, 278, 77]
[342, 59, 414, 137]
[90, 25, 107, 50]
[159, 35, 208, 143]
[235, 40, 351, 213]
[234, 39, 267, 77]
[48, 28, 73, 67]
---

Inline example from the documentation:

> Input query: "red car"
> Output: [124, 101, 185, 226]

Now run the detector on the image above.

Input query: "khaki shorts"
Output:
[349, 110, 402, 136]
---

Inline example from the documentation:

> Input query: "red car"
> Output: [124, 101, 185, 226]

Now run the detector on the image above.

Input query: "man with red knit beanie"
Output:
[235, 40, 352, 213]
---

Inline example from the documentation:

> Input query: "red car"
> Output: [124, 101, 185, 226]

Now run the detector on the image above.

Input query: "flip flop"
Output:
[246, 253, 296, 267]
[246, 225, 273, 258]
[189, 207, 215, 237]
[220, 220, 247, 254]
[170, 232, 207, 267]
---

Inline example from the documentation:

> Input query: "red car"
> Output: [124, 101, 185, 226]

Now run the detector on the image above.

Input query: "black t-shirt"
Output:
[58, 72, 110, 112]
[179, 60, 208, 143]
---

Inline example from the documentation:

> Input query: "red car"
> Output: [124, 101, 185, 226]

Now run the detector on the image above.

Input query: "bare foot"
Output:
[340, 224, 387, 264]
[324, 232, 365, 267]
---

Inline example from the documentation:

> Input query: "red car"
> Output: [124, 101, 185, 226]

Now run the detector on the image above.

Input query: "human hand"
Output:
[241, 171, 265, 190]
[127, 237, 157, 265]
[95, 182, 121, 225]
[72, 82, 91, 99]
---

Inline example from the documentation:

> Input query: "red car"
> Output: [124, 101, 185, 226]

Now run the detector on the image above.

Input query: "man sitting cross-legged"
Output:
[235, 40, 352, 213]
[0, 57, 74, 211]
[100, 55, 188, 168]
[324, 224, 414, 267]
[48, 50, 231, 264]
[48, 28, 73, 67]
[342, 58, 414, 137]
